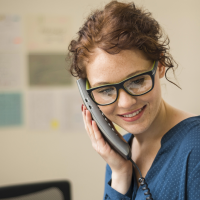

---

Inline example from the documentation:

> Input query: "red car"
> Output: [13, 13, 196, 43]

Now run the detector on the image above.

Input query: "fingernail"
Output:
[91, 121, 93, 125]
[81, 104, 83, 111]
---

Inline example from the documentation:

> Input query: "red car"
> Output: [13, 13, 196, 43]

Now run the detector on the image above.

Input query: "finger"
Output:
[82, 106, 89, 131]
[82, 108, 98, 150]
[82, 110, 88, 132]
[85, 110, 97, 146]
[82, 106, 91, 134]
[92, 120, 103, 140]
[85, 110, 96, 139]
[92, 120, 110, 155]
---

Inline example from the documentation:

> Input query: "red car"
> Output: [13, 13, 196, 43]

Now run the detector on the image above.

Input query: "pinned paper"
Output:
[26, 15, 71, 53]
[28, 53, 72, 86]
[28, 89, 84, 132]
[0, 93, 23, 127]
[28, 91, 57, 130]
[0, 53, 22, 88]
[0, 14, 22, 52]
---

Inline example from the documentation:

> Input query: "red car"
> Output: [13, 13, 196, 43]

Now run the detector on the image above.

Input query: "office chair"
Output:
[0, 180, 71, 200]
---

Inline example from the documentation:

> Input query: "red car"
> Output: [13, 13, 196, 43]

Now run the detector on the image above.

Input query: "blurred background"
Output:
[0, 0, 199, 199]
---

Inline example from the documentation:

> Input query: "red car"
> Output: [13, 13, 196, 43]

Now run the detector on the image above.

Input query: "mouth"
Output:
[118, 105, 146, 122]
[119, 105, 146, 117]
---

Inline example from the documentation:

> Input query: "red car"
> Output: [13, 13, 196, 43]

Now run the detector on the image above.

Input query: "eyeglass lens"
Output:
[91, 74, 153, 105]
[124, 74, 152, 95]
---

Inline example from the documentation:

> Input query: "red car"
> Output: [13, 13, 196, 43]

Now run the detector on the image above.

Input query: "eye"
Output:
[94, 86, 116, 96]
[98, 88, 114, 94]
[133, 78, 145, 84]
[125, 77, 145, 89]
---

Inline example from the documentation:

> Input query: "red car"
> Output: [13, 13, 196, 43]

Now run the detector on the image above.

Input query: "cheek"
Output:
[147, 77, 162, 112]
[153, 76, 162, 100]
[139, 76, 162, 107]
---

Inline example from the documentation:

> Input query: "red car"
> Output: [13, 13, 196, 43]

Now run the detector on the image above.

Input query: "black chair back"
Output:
[0, 180, 71, 200]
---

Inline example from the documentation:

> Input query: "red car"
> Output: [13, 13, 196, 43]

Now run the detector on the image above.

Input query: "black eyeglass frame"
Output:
[86, 61, 158, 106]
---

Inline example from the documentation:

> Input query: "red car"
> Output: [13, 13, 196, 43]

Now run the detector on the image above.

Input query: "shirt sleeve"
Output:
[187, 161, 200, 199]
[103, 164, 133, 200]
[186, 124, 200, 199]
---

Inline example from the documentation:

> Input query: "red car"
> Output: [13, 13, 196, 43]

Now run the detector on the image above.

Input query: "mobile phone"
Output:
[77, 78, 131, 160]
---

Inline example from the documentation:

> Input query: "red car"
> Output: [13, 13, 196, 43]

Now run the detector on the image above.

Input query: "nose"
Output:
[117, 88, 137, 108]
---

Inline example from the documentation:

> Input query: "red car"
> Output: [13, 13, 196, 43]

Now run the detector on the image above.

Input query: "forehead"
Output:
[86, 48, 152, 87]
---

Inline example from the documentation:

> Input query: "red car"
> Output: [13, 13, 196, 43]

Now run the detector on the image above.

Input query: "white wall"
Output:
[0, 0, 199, 200]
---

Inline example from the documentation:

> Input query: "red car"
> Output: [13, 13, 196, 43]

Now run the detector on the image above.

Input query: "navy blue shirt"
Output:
[103, 116, 200, 200]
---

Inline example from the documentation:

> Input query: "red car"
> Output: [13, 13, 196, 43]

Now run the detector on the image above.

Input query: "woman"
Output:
[68, 1, 200, 199]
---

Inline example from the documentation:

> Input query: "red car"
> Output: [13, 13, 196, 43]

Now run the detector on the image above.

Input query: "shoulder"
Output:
[178, 116, 200, 168]
[180, 116, 200, 144]
[177, 116, 200, 148]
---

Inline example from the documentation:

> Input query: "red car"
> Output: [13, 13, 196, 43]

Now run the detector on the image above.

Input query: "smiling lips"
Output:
[118, 105, 146, 122]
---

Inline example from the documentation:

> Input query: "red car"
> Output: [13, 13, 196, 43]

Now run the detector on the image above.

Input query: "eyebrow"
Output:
[91, 69, 147, 88]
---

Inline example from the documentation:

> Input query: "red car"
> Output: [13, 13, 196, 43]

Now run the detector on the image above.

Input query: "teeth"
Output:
[123, 108, 142, 118]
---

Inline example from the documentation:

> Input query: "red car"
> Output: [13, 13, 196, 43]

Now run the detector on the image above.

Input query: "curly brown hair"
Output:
[67, 0, 180, 88]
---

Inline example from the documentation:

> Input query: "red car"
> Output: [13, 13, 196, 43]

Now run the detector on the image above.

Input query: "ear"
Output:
[157, 61, 165, 79]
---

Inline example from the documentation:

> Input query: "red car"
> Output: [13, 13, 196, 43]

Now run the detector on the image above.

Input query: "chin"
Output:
[119, 117, 151, 135]
[124, 125, 148, 135]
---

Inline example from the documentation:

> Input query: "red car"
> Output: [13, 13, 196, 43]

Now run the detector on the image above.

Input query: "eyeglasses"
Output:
[86, 61, 158, 106]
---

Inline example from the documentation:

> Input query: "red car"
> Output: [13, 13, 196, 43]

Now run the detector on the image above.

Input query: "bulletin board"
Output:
[0, 14, 84, 132]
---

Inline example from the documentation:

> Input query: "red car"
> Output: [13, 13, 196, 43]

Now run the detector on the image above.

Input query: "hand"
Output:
[82, 105, 133, 194]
